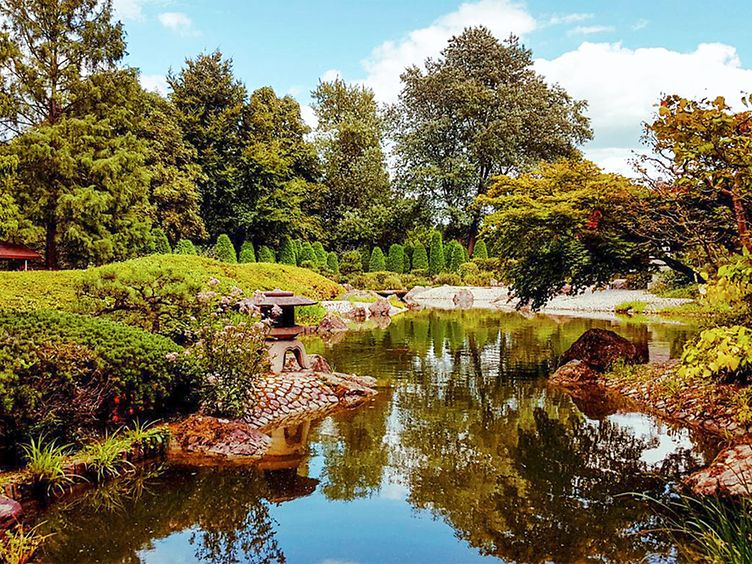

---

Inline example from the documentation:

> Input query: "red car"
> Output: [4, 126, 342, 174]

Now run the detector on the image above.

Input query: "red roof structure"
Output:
[0, 242, 42, 261]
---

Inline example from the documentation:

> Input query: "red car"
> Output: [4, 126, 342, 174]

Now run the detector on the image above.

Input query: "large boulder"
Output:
[318, 313, 348, 333]
[404, 286, 428, 307]
[368, 298, 392, 318]
[0, 496, 21, 529]
[170, 415, 272, 460]
[559, 328, 648, 372]
[684, 444, 752, 497]
[549, 360, 600, 387]
[452, 289, 474, 308]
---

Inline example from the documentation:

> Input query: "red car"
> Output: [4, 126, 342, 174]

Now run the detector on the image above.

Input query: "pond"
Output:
[36, 310, 715, 563]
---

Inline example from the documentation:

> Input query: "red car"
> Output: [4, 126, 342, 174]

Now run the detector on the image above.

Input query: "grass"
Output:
[653, 284, 700, 299]
[21, 436, 74, 495]
[296, 304, 328, 325]
[83, 431, 134, 482]
[0, 523, 52, 564]
[614, 300, 648, 314]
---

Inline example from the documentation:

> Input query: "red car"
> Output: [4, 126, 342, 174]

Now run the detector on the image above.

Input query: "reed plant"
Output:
[21, 436, 73, 495]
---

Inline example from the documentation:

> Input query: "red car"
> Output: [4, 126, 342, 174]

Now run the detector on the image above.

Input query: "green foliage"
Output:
[679, 325, 752, 384]
[411, 241, 429, 271]
[299, 242, 316, 265]
[473, 240, 488, 259]
[152, 229, 171, 254]
[359, 247, 371, 272]
[701, 252, 752, 324]
[0, 523, 50, 564]
[369, 247, 386, 272]
[238, 241, 256, 263]
[447, 241, 465, 273]
[312, 242, 327, 267]
[327, 252, 339, 274]
[21, 436, 73, 494]
[83, 431, 134, 482]
[386, 244, 405, 273]
[213, 234, 237, 264]
[339, 250, 363, 275]
[278, 237, 297, 265]
[174, 239, 197, 256]
[257, 245, 276, 263]
[429, 232, 445, 275]
[614, 301, 648, 315]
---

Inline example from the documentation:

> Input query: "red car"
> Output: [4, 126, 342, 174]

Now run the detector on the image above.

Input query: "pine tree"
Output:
[327, 252, 339, 274]
[448, 241, 464, 272]
[429, 232, 445, 275]
[359, 246, 371, 272]
[258, 245, 276, 263]
[175, 239, 197, 255]
[214, 234, 237, 263]
[473, 239, 488, 259]
[386, 244, 405, 273]
[293, 239, 303, 264]
[239, 241, 256, 263]
[412, 241, 429, 271]
[279, 237, 297, 265]
[312, 241, 327, 267]
[300, 242, 316, 265]
[403, 251, 411, 274]
[369, 247, 386, 271]
[153, 228, 171, 254]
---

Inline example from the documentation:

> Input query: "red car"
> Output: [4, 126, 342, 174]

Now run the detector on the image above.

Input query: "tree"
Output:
[390, 27, 591, 252]
[278, 237, 297, 265]
[327, 252, 340, 274]
[481, 159, 650, 308]
[257, 245, 275, 263]
[214, 234, 237, 263]
[473, 240, 489, 259]
[369, 247, 386, 272]
[175, 239, 197, 255]
[429, 232, 445, 275]
[239, 241, 256, 263]
[299, 242, 316, 265]
[312, 242, 327, 267]
[152, 229, 171, 254]
[412, 241, 429, 271]
[340, 250, 363, 275]
[447, 241, 465, 272]
[386, 244, 405, 273]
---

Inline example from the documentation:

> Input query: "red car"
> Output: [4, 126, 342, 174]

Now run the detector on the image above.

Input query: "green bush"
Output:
[434, 273, 462, 286]
[152, 228, 171, 254]
[412, 241, 429, 271]
[257, 245, 276, 263]
[679, 325, 752, 384]
[292, 239, 303, 264]
[359, 247, 371, 272]
[238, 241, 256, 263]
[327, 252, 339, 274]
[278, 237, 297, 265]
[312, 242, 327, 267]
[459, 261, 479, 280]
[174, 239, 197, 255]
[300, 242, 316, 265]
[213, 234, 237, 264]
[447, 241, 465, 273]
[340, 250, 363, 275]
[369, 247, 386, 272]
[386, 244, 405, 273]
[473, 240, 488, 259]
[429, 232, 445, 275]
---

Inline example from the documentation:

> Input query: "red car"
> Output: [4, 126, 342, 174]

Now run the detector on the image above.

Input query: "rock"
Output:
[610, 278, 629, 290]
[559, 328, 648, 372]
[549, 360, 600, 387]
[560, 284, 572, 295]
[0, 496, 21, 529]
[308, 354, 332, 373]
[368, 298, 392, 318]
[318, 313, 348, 333]
[403, 286, 428, 306]
[344, 305, 367, 321]
[684, 444, 752, 497]
[171, 415, 272, 460]
[452, 289, 474, 308]
[490, 279, 500, 287]
[342, 283, 354, 292]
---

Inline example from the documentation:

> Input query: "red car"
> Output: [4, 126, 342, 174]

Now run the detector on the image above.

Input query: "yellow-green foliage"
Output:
[614, 300, 647, 314]
[679, 325, 752, 383]
[0, 255, 340, 313]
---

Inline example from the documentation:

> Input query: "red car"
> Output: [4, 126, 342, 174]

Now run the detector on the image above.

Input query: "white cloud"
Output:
[632, 19, 649, 31]
[536, 42, 752, 173]
[112, 0, 148, 20]
[300, 104, 318, 130]
[158, 11, 198, 36]
[362, 0, 536, 103]
[320, 69, 343, 83]
[568, 25, 615, 36]
[544, 13, 593, 26]
[139, 73, 168, 95]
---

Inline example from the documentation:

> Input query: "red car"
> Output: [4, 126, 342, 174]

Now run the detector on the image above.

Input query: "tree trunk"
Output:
[660, 255, 705, 283]
[45, 219, 58, 270]
[732, 175, 752, 254]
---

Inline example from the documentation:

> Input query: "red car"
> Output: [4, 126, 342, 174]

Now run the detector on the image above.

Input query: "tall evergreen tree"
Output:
[369, 246, 386, 272]
[386, 244, 405, 273]
[473, 240, 489, 259]
[152, 228, 171, 254]
[279, 237, 297, 265]
[239, 241, 256, 263]
[175, 239, 197, 255]
[327, 252, 339, 274]
[312, 241, 328, 267]
[429, 232, 445, 275]
[214, 234, 237, 263]
[412, 241, 429, 271]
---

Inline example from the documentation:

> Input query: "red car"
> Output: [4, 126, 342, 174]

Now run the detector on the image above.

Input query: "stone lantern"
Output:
[257, 289, 317, 373]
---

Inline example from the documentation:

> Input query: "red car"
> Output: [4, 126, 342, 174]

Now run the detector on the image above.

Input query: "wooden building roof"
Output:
[0, 242, 42, 261]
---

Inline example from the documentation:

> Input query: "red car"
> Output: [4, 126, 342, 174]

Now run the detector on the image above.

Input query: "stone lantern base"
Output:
[267, 339, 310, 374]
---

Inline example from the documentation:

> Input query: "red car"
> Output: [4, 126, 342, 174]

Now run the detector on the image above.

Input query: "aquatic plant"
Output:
[0, 523, 52, 564]
[83, 431, 134, 482]
[21, 436, 73, 495]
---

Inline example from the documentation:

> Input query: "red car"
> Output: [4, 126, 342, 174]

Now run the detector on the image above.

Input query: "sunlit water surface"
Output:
[37, 310, 715, 563]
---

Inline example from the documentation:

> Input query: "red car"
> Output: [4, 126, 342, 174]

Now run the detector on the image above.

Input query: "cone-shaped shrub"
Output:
[473, 240, 488, 259]
[300, 242, 316, 265]
[175, 239, 197, 255]
[448, 241, 465, 272]
[386, 244, 405, 273]
[293, 239, 303, 264]
[429, 232, 445, 275]
[463, 245, 470, 263]
[359, 247, 371, 272]
[239, 241, 256, 263]
[258, 245, 276, 263]
[327, 252, 339, 274]
[214, 234, 237, 263]
[153, 228, 171, 254]
[412, 241, 428, 271]
[403, 252, 411, 274]
[312, 242, 327, 267]
[279, 237, 297, 265]
[369, 247, 386, 272]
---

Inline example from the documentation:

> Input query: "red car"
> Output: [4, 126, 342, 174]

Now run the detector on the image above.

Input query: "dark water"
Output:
[37, 310, 714, 563]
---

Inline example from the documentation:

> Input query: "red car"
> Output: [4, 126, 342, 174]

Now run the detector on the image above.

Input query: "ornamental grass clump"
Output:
[21, 436, 74, 495]
[83, 431, 134, 482]
[0, 523, 52, 564]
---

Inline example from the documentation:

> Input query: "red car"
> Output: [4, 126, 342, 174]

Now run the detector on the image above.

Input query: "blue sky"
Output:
[115, 0, 752, 173]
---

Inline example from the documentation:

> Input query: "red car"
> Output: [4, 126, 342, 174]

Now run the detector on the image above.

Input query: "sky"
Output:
[114, 0, 752, 175]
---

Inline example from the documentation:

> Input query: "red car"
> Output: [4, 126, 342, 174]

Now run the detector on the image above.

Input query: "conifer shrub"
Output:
[412, 241, 429, 271]
[369, 247, 386, 272]
[257, 246, 276, 263]
[300, 242, 316, 266]
[292, 239, 303, 264]
[429, 232, 445, 275]
[278, 238, 297, 265]
[473, 240, 489, 259]
[238, 241, 256, 263]
[447, 241, 465, 273]
[213, 234, 237, 264]
[175, 239, 197, 255]
[152, 228, 171, 254]
[340, 250, 363, 275]
[312, 242, 327, 267]
[327, 252, 339, 274]
[359, 247, 371, 272]
[386, 244, 405, 273]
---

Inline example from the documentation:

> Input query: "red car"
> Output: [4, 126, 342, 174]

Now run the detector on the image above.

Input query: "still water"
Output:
[38, 310, 713, 563]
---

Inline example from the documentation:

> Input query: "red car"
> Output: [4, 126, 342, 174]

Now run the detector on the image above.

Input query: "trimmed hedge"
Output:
[369, 247, 386, 272]
[239, 241, 256, 263]
[175, 239, 197, 255]
[214, 234, 237, 264]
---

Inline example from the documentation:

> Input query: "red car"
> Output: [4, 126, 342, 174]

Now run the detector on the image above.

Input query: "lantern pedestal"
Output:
[257, 289, 318, 374]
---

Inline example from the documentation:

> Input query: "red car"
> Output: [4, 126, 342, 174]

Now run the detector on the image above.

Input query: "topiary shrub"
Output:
[213, 234, 237, 264]
[300, 242, 316, 265]
[473, 240, 488, 259]
[278, 238, 297, 265]
[359, 247, 370, 272]
[239, 241, 256, 263]
[429, 232, 445, 275]
[459, 261, 480, 280]
[386, 244, 405, 273]
[447, 241, 465, 273]
[174, 239, 197, 255]
[312, 242, 327, 267]
[257, 245, 276, 263]
[412, 241, 429, 271]
[340, 250, 363, 275]
[369, 247, 386, 272]
[292, 239, 303, 265]
[327, 252, 339, 274]
[152, 228, 172, 254]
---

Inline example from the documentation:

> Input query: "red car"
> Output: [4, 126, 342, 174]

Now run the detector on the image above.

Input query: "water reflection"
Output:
[38, 310, 711, 563]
